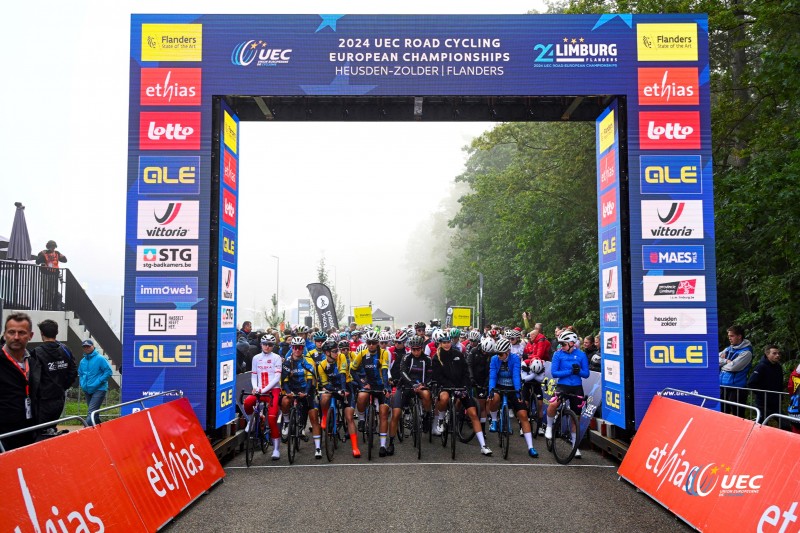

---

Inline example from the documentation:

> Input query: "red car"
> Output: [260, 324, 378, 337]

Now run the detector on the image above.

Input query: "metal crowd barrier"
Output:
[660, 387, 762, 422]
[0, 416, 88, 453]
[89, 389, 183, 426]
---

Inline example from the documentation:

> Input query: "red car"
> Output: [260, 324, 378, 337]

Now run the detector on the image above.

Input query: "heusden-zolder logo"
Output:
[636, 23, 698, 62]
[231, 39, 292, 67]
[640, 155, 702, 195]
[533, 36, 618, 67]
[138, 156, 200, 195]
[140, 112, 201, 150]
[643, 308, 707, 335]
[642, 245, 705, 271]
[599, 148, 617, 190]
[140, 68, 202, 106]
[223, 149, 237, 191]
[640, 200, 704, 240]
[141, 24, 202, 62]
[638, 68, 699, 106]
[136, 201, 199, 240]
[639, 111, 701, 150]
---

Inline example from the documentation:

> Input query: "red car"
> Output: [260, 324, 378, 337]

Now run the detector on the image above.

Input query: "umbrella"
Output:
[7, 202, 32, 261]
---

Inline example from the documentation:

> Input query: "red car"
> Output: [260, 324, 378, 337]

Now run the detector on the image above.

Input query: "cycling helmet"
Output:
[406, 327, 415, 337]
[506, 329, 521, 340]
[480, 337, 495, 353]
[260, 334, 276, 345]
[489, 329, 498, 338]
[363, 330, 380, 342]
[468, 330, 481, 342]
[394, 330, 408, 343]
[322, 340, 337, 352]
[379, 331, 392, 343]
[459, 330, 468, 339]
[351, 329, 361, 336]
[296, 325, 310, 334]
[313, 331, 327, 341]
[432, 330, 449, 343]
[414, 321, 426, 329]
[530, 359, 545, 374]
[290, 336, 305, 347]
[449, 328, 461, 339]
[338, 339, 350, 350]
[424, 326, 434, 336]
[339, 331, 349, 339]
[327, 334, 339, 343]
[494, 338, 511, 353]
[407, 335, 426, 348]
[557, 331, 580, 346]
[591, 353, 601, 365]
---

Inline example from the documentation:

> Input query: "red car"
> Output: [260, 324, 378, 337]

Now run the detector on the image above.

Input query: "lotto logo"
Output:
[600, 188, 617, 227]
[639, 112, 701, 150]
[222, 189, 236, 227]
[139, 112, 201, 150]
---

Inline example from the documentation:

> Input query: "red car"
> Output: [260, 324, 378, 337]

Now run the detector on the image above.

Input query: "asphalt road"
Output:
[165, 424, 690, 533]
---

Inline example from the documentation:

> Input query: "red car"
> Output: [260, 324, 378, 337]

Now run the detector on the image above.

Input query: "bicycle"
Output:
[321, 389, 347, 462]
[493, 390, 516, 460]
[456, 389, 479, 444]
[239, 390, 271, 467]
[358, 388, 385, 461]
[525, 387, 544, 439]
[438, 387, 468, 460]
[546, 390, 586, 465]
[282, 392, 308, 465]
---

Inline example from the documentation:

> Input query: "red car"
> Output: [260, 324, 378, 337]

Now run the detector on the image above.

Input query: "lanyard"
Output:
[3, 346, 29, 397]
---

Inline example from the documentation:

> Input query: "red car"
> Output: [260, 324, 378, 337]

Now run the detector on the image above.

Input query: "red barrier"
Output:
[619, 396, 800, 531]
[0, 398, 224, 532]
[0, 428, 147, 532]
[96, 398, 225, 531]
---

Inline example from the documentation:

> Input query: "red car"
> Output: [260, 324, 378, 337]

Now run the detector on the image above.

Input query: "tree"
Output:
[316, 257, 346, 325]
[263, 293, 285, 329]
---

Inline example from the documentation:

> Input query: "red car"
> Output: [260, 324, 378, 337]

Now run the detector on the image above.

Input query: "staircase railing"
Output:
[0, 260, 65, 311]
[64, 269, 122, 370]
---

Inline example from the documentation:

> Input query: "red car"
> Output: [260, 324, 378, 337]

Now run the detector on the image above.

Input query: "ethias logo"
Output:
[638, 68, 699, 106]
[231, 39, 292, 67]
[140, 68, 201, 106]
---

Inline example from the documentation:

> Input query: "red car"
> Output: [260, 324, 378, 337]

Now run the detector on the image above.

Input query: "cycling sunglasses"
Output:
[366, 340, 379, 345]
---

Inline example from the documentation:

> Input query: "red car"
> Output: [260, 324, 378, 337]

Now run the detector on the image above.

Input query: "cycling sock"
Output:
[571, 431, 577, 444]
[313, 435, 321, 450]
[480, 417, 486, 423]
[350, 433, 360, 451]
[490, 411, 498, 422]
[524, 432, 534, 448]
[380, 433, 387, 447]
[436, 410, 444, 421]
[356, 410, 364, 420]
[476, 431, 486, 447]
[546, 415, 553, 428]
[272, 438, 280, 451]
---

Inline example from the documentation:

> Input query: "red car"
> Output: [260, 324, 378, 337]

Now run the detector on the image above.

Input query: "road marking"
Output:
[227, 462, 616, 470]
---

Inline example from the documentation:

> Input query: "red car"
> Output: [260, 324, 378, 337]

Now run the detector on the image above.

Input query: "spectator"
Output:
[583, 336, 599, 359]
[594, 334, 601, 349]
[719, 325, 754, 417]
[524, 323, 552, 362]
[236, 335, 252, 373]
[747, 345, 784, 423]
[35, 240, 67, 310]
[33, 319, 77, 433]
[78, 340, 113, 426]
[238, 321, 252, 341]
[0, 312, 41, 450]
[787, 362, 800, 434]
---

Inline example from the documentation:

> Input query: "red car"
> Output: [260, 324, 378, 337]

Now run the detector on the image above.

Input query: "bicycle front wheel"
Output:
[245, 416, 257, 467]
[456, 408, 476, 444]
[366, 404, 375, 461]
[500, 405, 510, 460]
[324, 406, 336, 462]
[450, 403, 457, 460]
[552, 408, 579, 464]
[287, 408, 298, 465]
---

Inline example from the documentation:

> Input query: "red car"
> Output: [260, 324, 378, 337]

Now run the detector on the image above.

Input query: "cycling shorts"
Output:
[555, 384, 585, 416]
[358, 389, 387, 406]
[493, 387, 527, 413]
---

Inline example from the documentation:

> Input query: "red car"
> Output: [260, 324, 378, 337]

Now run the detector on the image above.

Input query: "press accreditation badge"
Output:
[25, 397, 32, 419]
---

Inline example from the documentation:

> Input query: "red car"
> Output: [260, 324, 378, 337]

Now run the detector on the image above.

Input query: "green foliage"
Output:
[264, 293, 285, 328]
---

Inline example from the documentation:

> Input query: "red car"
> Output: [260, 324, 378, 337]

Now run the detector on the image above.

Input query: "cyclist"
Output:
[487, 338, 538, 458]
[414, 321, 427, 340]
[432, 331, 492, 456]
[350, 330, 392, 457]
[349, 329, 363, 354]
[388, 329, 409, 384]
[295, 325, 315, 352]
[521, 358, 546, 436]
[467, 336, 494, 432]
[281, 336, 324, 459]
[449, 328, 463, 353]
[425, 329, 445, 358]
[544, 330, 589, 458]
[505, 329, 524, 357]
[245, 334, 283, 460]
[308, 330, 328, 364]
[388, 334, 433, 454]
[317, 340, 361, 458]
[378, 331, 392, 356]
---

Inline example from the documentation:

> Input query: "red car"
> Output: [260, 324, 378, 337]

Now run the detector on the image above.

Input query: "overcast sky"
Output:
[0, 0, 546, 331]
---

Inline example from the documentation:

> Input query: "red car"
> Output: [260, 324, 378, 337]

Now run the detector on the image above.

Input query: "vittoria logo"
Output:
[641, 201, 704, 239]
[137, 201, 199, 240]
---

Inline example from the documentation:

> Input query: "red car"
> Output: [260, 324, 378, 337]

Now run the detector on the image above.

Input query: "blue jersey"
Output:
[488, 353, 522, 391]
[281, 356, 317, 394]
[550, 348, 589, 386]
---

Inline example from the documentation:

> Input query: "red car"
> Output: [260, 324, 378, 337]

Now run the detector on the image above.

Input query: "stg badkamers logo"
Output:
[642, 245, 705, 270]
[640, 155, 702, 195]
[533, 37, 618, 66]
[231, 39, 292, 67]
[636, 23, 698, 62]
[641, 200, 704, 239]
[138, 156, 200, 195]
[137, 245, 198, 271]
[137, 201, 199, 239]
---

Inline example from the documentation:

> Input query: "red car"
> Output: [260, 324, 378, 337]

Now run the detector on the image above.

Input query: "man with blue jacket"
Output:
[719, 325, 753, 417]
[78, 340, 113, 426]
[544, 330, 589, 457]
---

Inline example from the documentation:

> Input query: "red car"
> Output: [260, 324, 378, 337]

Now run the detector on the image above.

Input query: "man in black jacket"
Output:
[747, 345, 785, 421]
[33, 319, 77, 432]
[0, 312, 41, 451]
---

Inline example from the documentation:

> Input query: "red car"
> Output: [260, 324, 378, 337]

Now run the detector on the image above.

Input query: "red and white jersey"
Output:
[251, 351, 282, 393]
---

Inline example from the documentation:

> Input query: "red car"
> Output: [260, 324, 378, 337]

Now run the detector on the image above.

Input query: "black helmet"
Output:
[322, 340, 337, 352]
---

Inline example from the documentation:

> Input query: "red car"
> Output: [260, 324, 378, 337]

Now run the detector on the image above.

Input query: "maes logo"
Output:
[138, 156, 200, 195]
[231, 39, 292, 66]
[139, 112, 201, 150]
[642, 245, 705, 271]
[137, 201, 199, 240]
[135, 341, 196, 367]
[641, 200, 704, 239]
[638, 68, 699, 106]
[533, 37, 618, 66]
[140, 68, 202, 106]
[137, 245, 198, 271]
[640, 155, 702, 195]
[603, 306, 620, 327]
[639, 111, 701, 150]
[141, 24, 202, 62]
[645, 342, 707, 368]
[637, 23, 698, 62]
[643, 275, 706, 302]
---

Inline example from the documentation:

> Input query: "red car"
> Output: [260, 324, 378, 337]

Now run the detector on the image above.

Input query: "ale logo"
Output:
[222, 228, 236, 262]
[601, 228, 617, 263]
[640, 155, 702, 195]
[138, 156, 200, 195]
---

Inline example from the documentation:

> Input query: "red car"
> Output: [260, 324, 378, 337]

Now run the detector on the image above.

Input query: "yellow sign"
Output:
[637, 23, 698, 62]
[598, 110, 615, 153]
[353, 306, 373, 326]
[141, 24, 203, 62]
[451, 308, 472, 328]
[224, 111, 238, 154]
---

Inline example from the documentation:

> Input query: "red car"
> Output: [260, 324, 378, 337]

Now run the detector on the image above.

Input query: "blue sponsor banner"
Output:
[138, 156, 200, 195]
[222, 227, 236, 264]
[133, 340, 197, 367]
[644, 341, 708, 368]
[134, 276, 199, 303]
[601, 228, 618, 263]
[602, 306, 620, 328]
[642, 245, 705, 271]
[640, 155, 702, 195]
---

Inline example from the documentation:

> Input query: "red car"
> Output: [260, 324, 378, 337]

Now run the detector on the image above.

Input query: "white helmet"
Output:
[557, 331, 580, 346]
[480, 337, 495, 353]
[379, 331, 392, 343]
[530, 359, 545, 374]
[591, 353, 601, 365]
[432, 330, 448, 343]
[494, 338, 511, 353]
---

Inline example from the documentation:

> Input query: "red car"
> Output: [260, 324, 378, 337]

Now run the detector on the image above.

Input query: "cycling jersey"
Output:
[399, 352, 433, 387]
[388, 345, 407, 381]
[550, 348, 589, 387]
[281, 356, 317, 394]
[466, 346, 491, 388]
[431, 348, 470, 389]
[509, 342, 525, 357]
[488, 353, 522, 392]
[350, 347, 390, 389]
[251, 352, 283, 393]
[317, 354, 350, 391]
